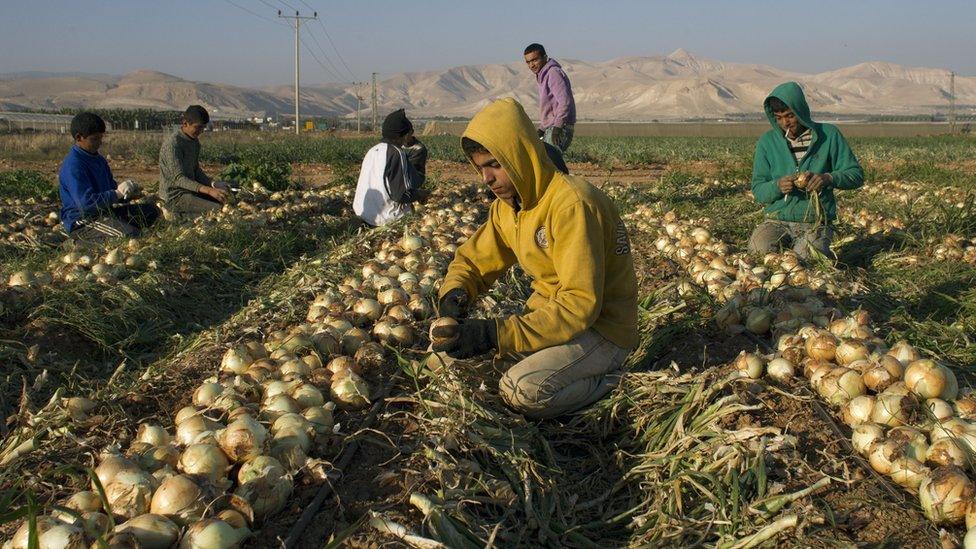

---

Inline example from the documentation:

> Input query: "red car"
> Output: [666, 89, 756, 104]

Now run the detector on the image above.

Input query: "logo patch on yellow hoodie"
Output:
[534, 226, 548, 249]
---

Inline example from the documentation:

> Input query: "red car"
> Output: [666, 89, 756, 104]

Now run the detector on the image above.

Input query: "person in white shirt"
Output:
[353, 109, 429, 227]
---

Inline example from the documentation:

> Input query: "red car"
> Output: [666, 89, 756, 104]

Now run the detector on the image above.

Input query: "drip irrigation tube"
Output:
[284, 371, 402, 548]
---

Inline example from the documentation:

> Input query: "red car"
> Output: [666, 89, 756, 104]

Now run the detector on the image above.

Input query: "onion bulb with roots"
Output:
[816, 367, 865, 406]
[262, 394, 302, 420]
[926, 438, 968, 468]
[883, 382, 911, 396]
[150, 474, 207, 526]
[904, 359, 958, 400]
[178, 444, 230, 484]
[64, 491, 102, 514]
[852, 423, 885, 455]
[353, 299, 383, 323]
[733, 351, 764, 379]
[805, 332, 838, 362]
[238, 455, 287, 485]
[929, 418, 973, 443]
[889, 456, 930, 490]
[10, 517, 86, 549]
[341, 328, 370, 356]
[766, 357, 795, 381]
[116, 513, 181, 549]
[918, 466, 975, 525]
[330, 370, 371, 410]
[137, 424, 172, 447]
[105, 470, 156, 520]
[136, 445, 180, 472]
[871, 393, 913, 427]
[841, 395, 875, 426]
[271, 413, 312, 436]
[802, 359, 833, 380]
[389, 324, 416, 347]
[217, 417, 268, 463]
[179, 518, 250, 549]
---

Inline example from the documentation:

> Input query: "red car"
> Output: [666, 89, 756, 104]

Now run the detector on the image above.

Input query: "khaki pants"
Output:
[747, 220, 834, 260]
[498, 329, 630, 420]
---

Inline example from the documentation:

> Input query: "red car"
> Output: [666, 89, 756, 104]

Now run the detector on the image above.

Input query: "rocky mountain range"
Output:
[1, 49, 971, 121]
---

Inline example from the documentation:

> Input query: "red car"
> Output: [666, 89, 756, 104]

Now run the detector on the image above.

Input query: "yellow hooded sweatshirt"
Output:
[440, 98, 639, 354]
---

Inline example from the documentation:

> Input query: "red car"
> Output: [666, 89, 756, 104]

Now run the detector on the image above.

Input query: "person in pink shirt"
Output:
[524, 43, 577, 152]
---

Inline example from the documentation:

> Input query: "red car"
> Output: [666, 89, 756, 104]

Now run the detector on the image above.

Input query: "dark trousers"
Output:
[166, 191, 222, 218]
[69, 203, 160, 242]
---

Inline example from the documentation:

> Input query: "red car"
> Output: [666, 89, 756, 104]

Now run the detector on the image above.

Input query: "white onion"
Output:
[733, 351, 764, 379]
[175, 406, 201, 425]
[220, 346, 251, 375]
[871, 393, 912, 427]
[64, 491, 102, 513]
[835, 340, 869, 366]
[217, 416, 268, 463]
[262, 394, 302, 419]
[926, 399, 955, 422]
[175, 415, 223, 446]
[178, 444, 230, 484]
[889, 456, 930, 490]
[904, 359, 956, 400]
[852, 423, 885, 455]
[230, 474, 293, 524]
[867, 439, 904, 475]
[817, 367, 865, 406]
[330, 371, 370, 410]
[926, 438, 968, 468]
[271, 413, 312, 436]
[841, 395, 875, 426]
[238, 455, 287, 485]
[136, 424, 172, 447]
[766, 357, 794, 381]
[888, 426, 928, 460]
[956, 395, 976, 420]
[193, 382, 224, 407]
[744, 308, 773, 334]
[94, 453, 142, 490]
[303, 405, 335, 436]
[918, 466, 974, 525]
[889, 340, 921, 365]
[179, 518, 250, 549]
[116, 513, 181, 549]
[150, 474, 206, 526]
[290, 383, 325, 409]
[805, 333, 838, 362]
[105, 470, 156, 520]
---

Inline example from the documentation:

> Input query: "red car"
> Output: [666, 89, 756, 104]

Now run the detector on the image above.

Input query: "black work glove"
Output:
[438, 288, 469, 319]
[537, 128, 545, 139]
[550, 126, 565, 144]
[404, 140, 428, 173]
[432, 318, 497, 359]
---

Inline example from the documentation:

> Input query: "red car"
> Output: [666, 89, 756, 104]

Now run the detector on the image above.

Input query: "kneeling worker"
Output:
[159, 105, 231, 218]
[748, 82, 863, 259]
[432, 98, 638, 420]
[353, 109, 429, 227]
[59, 112, 159, 241]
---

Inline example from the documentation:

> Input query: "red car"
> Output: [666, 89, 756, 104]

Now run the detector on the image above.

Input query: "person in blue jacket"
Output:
[59, 112, 160, 241]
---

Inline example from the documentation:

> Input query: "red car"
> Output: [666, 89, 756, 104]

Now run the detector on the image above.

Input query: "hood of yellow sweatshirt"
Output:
[461, 98, 556, 210]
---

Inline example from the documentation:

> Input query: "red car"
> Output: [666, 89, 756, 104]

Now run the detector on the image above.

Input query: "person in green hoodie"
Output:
[747, 82, 864, 259]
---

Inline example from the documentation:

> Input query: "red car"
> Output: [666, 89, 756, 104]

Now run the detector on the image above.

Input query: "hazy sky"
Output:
[1, 0, 973, 87]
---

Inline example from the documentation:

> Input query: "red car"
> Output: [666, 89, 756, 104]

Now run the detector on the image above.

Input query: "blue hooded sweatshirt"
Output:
[59, 145, 118, 232]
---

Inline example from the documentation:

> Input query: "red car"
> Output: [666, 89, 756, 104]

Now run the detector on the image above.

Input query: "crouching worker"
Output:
[748, 82, 863, 260]
[159, 105, 231, 219]
[59, 112, 159, 241]
[353, 109, 429, 227]
[431, 98, 638, 420]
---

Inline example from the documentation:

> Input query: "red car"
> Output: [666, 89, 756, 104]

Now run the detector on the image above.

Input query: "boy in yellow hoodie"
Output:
[432, 98, 638, 419]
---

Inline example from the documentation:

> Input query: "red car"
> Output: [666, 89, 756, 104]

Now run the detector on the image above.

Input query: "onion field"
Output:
[1, 132, 976, 548]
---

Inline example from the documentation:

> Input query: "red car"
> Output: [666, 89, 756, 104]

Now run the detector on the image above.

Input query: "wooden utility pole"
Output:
[279, 10, 318, 135]
[371, 72, 378, 132]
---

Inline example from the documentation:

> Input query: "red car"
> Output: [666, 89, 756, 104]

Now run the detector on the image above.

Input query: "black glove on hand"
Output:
[438, 288, 469, 319]
[436, 318, 497, 359]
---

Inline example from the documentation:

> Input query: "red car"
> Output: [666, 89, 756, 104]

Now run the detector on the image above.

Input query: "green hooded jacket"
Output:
[751, 82, 864, 223]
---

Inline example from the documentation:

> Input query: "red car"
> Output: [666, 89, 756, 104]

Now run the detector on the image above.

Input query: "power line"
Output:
[301, 21, 346, 81]
[220, 0, 289, 27]
[295, 0, 357, 81]
[299, 36, 341, 82]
